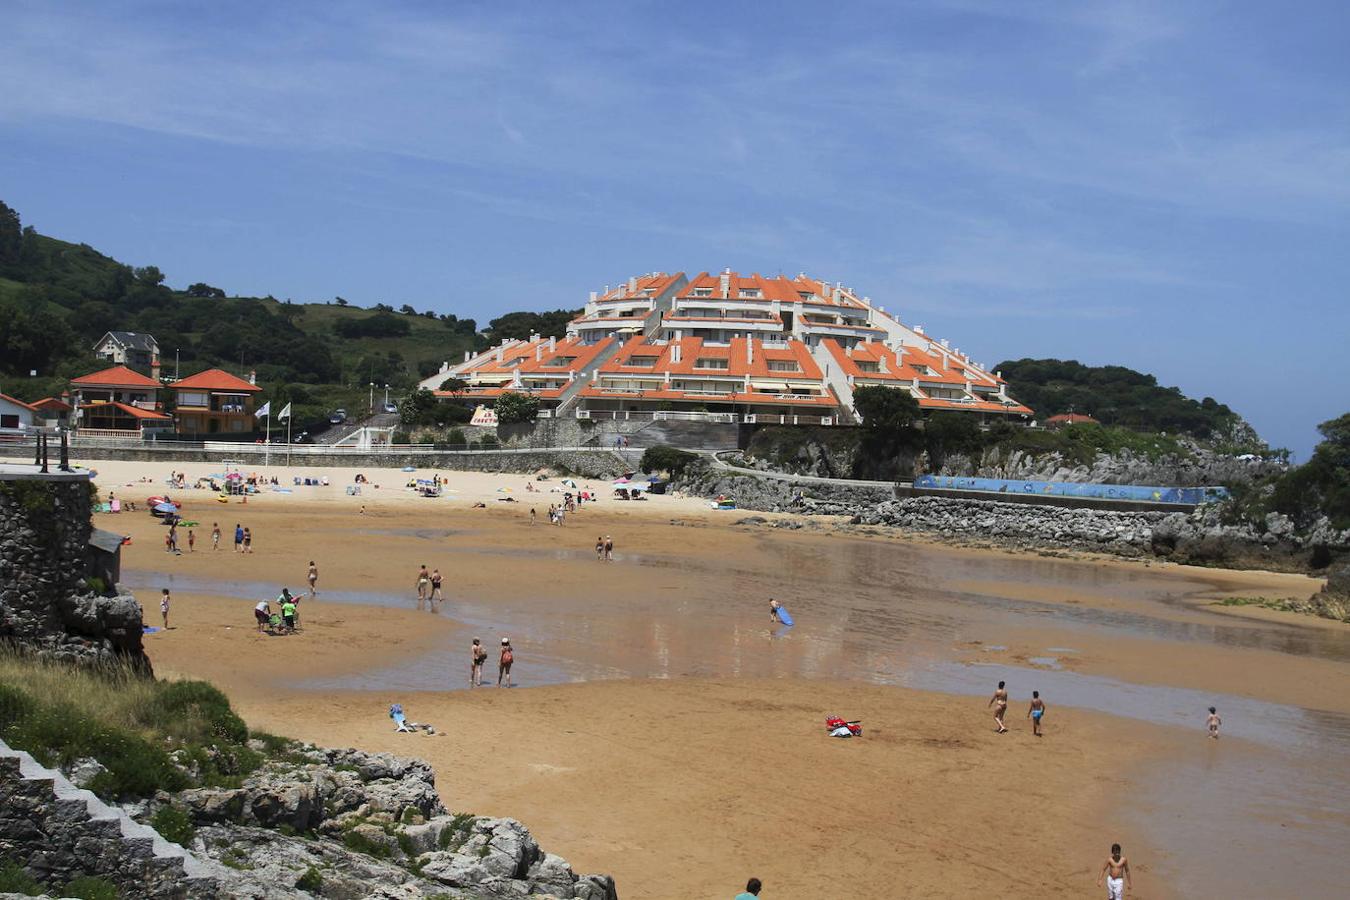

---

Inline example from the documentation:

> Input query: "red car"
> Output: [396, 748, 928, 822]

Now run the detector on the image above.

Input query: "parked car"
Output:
[383, 402, 398, 414]
[293, 431, 310, 444]
[329, 409, 347, 425]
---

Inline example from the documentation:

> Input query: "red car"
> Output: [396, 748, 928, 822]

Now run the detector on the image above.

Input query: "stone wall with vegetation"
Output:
[0, 477, 147, 670]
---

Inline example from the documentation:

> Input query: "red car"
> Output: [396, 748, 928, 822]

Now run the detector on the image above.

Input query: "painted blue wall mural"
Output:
[913, 475, 1229, 505]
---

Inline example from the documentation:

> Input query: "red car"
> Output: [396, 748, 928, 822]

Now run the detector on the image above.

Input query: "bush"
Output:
[151, 805, 196, 846]
[62, 876, 121, 900]
[0, 862, 43, 896]
[147, 681, 248, 745]
[640, 445, 699, 479]
[296, 866, 323, 893]
[445, 428, 467, 448]
[343, 828, 392, 858]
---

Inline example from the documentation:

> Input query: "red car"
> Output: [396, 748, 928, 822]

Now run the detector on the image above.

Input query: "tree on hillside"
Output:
[1270, 412, 1350, 529]
[439, 377, 468, 395]
[0, 201, 21, 270]
[487, 309, 580, 341]
[400, 304, 417, 315]
[186, 282, 226, 298]
[134, 266, 165, 286]
[335, 296, 348, 306]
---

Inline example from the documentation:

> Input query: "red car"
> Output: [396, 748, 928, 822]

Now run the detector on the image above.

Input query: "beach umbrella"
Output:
[612, 476, 630, 484]
[153, 502, 177, 514]
[628, 482, 647, 492]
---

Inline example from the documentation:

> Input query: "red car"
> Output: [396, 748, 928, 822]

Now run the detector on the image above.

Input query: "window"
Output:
[693, 288, 713, 297]
[695, 358, 729, 369]
[911, 365, 932, 376]
[738, 289, 762, 298]
[856, 361, 880, 373]
[798, 291, 813, 300]
[545, 356, 577, 367]
[178, 391, 209, 408]
[0, 414, 18, 429]
[626, 356, 658, 367]
[766, 360, 800, 373]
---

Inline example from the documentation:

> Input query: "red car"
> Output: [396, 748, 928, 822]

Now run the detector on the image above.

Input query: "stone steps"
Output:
[0, 737, 222, 894]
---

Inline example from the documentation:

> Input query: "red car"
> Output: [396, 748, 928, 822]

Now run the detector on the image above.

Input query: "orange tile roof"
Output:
[172, 368, 262, 393]
[600, 336, 824, 380]
[595, 273, 685, 302]
[70, 365, 161, 388]
[675, 271, 867, 309]
[30, 397, 72, 412]
[456, 336, 616, 380]
[0, 392, 36, 411]
[823, 339, 995, 387]
[90, 401, 172, 421]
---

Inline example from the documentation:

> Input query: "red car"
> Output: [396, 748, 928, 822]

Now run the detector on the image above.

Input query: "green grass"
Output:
[0, 651, 267, 800]
[0, 862, 44, 896]
[150, 806, 196, 846]
[295, 866, 323, 893]
[63, 875, 122, 900]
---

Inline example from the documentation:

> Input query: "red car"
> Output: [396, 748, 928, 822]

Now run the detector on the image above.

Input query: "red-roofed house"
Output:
[30, 395, 74, 428]
[70, 365, 171, 437]
[0, 392, 37, 436]
[171, 369, 263, 435]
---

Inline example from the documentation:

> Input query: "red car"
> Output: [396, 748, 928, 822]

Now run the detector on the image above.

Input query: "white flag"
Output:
[255, 401, 271, 419]
[278, 402, 292, 421]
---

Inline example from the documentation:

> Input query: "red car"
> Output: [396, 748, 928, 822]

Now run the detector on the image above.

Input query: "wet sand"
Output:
[97, 461, 1349, 899]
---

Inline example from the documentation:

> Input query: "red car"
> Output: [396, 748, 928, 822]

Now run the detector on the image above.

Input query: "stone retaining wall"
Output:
[0, 473, 147, 669]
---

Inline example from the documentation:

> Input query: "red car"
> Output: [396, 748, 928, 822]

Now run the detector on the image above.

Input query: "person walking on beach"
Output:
[498, 638, 514, 688]
[1207, 706, 1222, 739]
[307, 561, 319, 598]
[211, 522, 221, 551]
[415, 565, 431, 611]
[187, 529, 195, 552]
[1096, 843, 1131, 899]
[471, 638, 487, 687]
[988, 680, 1009, 733]
[530, 507, 536, 525]
[234, 523, 244, 552]
[255, 600, 270, 633]
[281, 595, 297, 633]
[595, 536, 604, 560]
[1028, 690, 1046, 737]
[735, 877, 763, 899]
[430, 568, 444, 607]
[160, 588, 171, 629]
[243, 527, 252, 553]
[603, 535, 613, 561]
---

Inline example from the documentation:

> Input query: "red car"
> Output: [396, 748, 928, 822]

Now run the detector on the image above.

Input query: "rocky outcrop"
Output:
[932, 439, 1283, 487]
[144, 745, 617, 900]
[0, 475, 149, 671]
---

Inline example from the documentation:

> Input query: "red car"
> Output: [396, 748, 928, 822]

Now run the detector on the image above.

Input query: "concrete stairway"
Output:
[553, 338, 627, 416]
[0, 737, 222, 897]
[811, 343, 857, 424]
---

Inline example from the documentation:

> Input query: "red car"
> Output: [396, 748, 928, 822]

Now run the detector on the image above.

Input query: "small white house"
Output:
[0, 392, 36, 435]
[93, 331, 160, 374]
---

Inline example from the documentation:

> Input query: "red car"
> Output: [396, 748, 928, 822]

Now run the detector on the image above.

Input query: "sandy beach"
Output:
[87, 456, 1350, 899]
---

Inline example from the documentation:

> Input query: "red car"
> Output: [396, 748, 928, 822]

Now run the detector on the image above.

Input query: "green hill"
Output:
[0, 200, 544, 428]
[995, 357, 1252, 443]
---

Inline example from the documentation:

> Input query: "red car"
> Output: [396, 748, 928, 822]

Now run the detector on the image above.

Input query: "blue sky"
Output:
[2, 1, 1346, 456]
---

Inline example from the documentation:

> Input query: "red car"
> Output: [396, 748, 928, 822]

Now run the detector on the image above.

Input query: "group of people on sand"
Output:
[987, 681, 1049, 737]
[594, 535, 614, 561]
[469, 636, 514, 688]
[415, 564, 444, 611]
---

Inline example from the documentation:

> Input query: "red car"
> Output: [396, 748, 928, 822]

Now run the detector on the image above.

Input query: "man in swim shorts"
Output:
[988, 680, 1009, 733]
[1028, 690, 1046, 737]
[308, 561, 319, 598]
[1096, 843, 1131, 899]
[769, 598, 782, 623]
[1207, 706, 1222, 739]
[415, 565, 430, 611]
[255, 600, 270, 632]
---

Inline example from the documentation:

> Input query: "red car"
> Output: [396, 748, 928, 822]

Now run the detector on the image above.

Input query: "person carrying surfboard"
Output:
[768, 598, 793, 626]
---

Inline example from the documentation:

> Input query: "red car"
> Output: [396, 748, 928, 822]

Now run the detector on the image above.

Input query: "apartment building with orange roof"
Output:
[576, 335, 839, 425]
[423, 267, 1032, 427]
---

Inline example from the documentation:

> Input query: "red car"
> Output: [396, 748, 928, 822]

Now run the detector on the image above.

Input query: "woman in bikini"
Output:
[415, 565, 431, 610]
[470, 638, 487, 687]
[988, 681, 1009, 733]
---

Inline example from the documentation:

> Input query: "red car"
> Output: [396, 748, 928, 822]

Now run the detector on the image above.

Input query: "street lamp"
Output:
[369, 383, 375, 416]
[383, 384, 390, 408]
